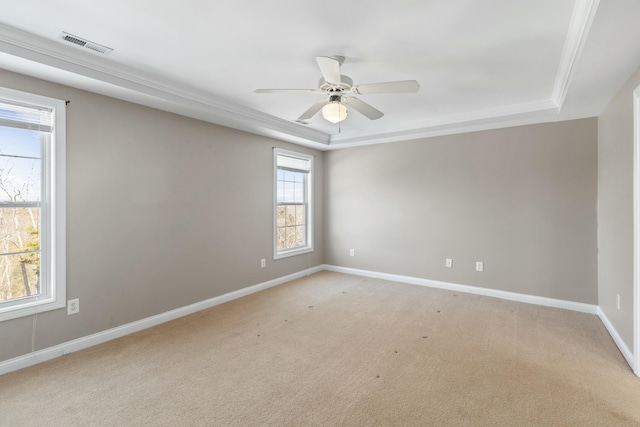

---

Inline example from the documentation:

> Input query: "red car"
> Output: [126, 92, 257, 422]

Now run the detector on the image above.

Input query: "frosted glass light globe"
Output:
[321, 102, 348, 123]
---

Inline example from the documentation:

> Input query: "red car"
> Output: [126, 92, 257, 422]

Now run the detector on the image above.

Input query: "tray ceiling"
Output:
[1, 0, 640, 150]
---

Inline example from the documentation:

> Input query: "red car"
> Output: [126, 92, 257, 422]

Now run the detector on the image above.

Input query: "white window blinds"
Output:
[0, 99, 54, 132]
[277, 153, 311, 172]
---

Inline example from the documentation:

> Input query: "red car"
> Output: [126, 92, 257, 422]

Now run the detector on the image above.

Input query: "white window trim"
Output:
[633, 84, 640, 376]
[0, 87, 66, 322]
[273, 148, 313, 260]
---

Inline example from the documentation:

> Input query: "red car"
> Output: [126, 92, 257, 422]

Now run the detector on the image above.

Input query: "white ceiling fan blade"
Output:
[343, 97, 384, 120]
[255, 89, 322, 94]
[316, 56, 342, 85]
[352, 80, 420, 94]
[298, 99, 330, 120]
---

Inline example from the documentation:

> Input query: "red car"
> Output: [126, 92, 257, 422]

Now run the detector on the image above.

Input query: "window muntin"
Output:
[274, 149, 313, 259]
[0, 88, 65, 321]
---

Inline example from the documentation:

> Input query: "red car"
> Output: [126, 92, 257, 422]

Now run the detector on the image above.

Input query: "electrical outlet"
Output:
[350, 249, 355, 257]
[260, 258, 266, 268]
[445, 258, 453, 268]
[475, 261, 484, 272]
[617, 294, 620, 310]
[67, 298, 79, 315]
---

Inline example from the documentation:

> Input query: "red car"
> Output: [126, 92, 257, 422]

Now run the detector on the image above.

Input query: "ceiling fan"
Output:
[255, 56, 420, 123]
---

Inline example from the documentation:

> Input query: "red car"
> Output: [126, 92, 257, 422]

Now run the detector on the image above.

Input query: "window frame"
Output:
[0, 87, 66, 322]
[273, 148, 313, 260]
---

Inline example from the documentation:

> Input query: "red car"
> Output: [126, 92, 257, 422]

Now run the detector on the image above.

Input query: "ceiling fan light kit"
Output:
[322, 95, 348, 123]
[255, 56, 419, 124]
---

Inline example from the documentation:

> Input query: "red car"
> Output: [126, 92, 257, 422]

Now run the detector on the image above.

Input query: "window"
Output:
[274, 148, 313, 259]
[0, 87, 66, 321]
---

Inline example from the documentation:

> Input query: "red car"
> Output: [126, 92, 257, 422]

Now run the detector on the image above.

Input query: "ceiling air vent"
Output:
[59, 32, 113, 55]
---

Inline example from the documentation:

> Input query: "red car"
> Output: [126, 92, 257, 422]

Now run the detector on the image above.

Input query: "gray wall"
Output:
[598, 66, 640, 350]
[325, 119, 598, 304]
[0, 69, 324, 363]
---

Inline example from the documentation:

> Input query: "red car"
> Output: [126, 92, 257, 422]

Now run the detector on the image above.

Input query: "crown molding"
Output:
[552, 0, 600, 110]
[327, 99, 559, 148]
[0, 23, 330, 148]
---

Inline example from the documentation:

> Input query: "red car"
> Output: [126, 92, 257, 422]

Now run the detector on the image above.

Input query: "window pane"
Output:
[276, 206, 286, 227]
[285, 205, 296, 226]
[0, 207, 41, 255]
[285, 227, 296, 248]
[0, 125, 40, 158]
[0, 206, 41, 301]
[294, 226, 304, 246]
[294, 172, 303, 183]
[296, 205, 305, 226]
[284, 181, 294, 203]
[284, 170, 295, 182]
[0, 252, 41, 302]
[0, 126, 42, 202]
[294, 182, 304, 203]
[277, 181, 284, 203]
[277, 169, 285, 181]
[276, 228, 286, 250]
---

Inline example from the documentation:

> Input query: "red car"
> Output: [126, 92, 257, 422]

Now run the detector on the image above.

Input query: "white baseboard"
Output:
[0, 265, 323, 376]
[597, 307, 635, 371]
[323, 265, 599, 314]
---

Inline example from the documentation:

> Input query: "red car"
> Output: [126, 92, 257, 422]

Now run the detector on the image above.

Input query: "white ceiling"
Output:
[1, 0, 639, 150]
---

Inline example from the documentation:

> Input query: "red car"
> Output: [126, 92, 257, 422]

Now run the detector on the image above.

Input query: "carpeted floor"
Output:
[1, 271, 639, 426]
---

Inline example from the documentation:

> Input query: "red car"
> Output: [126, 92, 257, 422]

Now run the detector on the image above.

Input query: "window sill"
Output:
[274, 246, 313, 260]
[0, 296, 65, 322]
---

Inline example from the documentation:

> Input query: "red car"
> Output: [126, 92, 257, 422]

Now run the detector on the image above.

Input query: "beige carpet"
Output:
[1, 271, 639, 426]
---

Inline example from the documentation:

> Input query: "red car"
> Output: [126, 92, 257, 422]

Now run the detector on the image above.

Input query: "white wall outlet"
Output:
[260, 258, 266, 268]
[350, 249, 355, 257]
[617, 294, 620, 310]
[67, 298, 79, 315]
[475, 261, 484, 272]
[445, 258, 453, 268]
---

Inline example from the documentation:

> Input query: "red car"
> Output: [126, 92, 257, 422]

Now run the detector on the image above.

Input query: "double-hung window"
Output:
[0, 87, 66, 321]
[274, 148, 313, 259]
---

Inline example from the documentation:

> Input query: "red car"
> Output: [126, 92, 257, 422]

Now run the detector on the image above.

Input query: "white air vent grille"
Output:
[59, 32, 113, 55]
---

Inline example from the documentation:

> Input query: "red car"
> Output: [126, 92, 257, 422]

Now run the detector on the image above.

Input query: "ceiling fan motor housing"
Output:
[318, 75, 353, 93]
